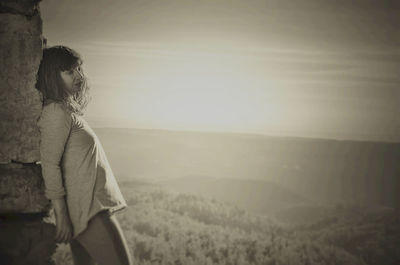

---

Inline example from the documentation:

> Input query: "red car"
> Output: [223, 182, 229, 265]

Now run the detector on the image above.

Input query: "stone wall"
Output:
[0, 1, 57, 264]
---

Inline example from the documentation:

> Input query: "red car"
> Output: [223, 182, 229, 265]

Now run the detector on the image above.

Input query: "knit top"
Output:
[37, 100, 128, 239]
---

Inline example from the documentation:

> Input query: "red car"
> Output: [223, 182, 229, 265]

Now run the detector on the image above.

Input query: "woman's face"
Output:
[60, 62, 85, 94]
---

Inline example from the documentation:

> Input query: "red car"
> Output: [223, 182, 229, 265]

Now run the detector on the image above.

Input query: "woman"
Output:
[35, 45, 134, 265]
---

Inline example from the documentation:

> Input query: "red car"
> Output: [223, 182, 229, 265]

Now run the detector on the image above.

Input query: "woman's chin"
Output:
[72, 85, 82, 92]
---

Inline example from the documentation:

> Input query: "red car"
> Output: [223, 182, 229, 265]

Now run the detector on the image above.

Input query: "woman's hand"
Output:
[52, 198, 73, 243]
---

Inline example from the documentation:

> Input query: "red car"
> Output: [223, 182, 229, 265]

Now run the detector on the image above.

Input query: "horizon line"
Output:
[91, 126, 400, 144]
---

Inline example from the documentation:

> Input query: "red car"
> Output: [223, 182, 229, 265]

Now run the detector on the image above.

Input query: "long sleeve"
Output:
[37, 103, 72, 200]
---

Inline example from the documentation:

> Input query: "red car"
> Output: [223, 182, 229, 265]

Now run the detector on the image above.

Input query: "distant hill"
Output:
[94, 127, 400, 211]
[155, 176, 313, 215]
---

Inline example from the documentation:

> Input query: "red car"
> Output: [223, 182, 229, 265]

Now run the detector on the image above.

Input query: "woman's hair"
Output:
[35, 45, 92, 115]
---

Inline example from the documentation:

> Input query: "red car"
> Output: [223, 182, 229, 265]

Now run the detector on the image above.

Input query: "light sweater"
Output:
[37, 100, 128, 239]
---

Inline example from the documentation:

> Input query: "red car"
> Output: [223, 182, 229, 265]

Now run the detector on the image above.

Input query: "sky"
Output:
[39, 0, 400, 142]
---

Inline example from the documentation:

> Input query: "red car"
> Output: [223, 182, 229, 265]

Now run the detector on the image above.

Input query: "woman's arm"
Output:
[38, 103, 71, 200]
[38, 103, 73, 243]
[52, 197, 68, 212]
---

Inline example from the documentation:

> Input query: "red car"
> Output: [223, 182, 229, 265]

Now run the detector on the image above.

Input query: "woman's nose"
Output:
[74, 68, 84, 79]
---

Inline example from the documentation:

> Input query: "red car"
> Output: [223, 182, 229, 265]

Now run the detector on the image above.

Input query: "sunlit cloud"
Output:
[40, 0, 400, 142]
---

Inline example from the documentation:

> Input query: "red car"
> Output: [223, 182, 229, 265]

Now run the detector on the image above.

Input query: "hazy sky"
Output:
[39, 0, 400, 142]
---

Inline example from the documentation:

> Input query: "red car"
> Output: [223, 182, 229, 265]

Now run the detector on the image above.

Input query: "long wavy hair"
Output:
[35, 45, 92, 115]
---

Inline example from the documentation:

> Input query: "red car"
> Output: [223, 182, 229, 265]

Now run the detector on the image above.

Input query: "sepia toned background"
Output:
[1, 0, 399, 264]
[39, 1, 400, 264]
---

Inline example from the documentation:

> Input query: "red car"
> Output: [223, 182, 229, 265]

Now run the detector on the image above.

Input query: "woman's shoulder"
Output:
[43, 100, 70, 113]
[40, 100, 73, 123]
[43, 99, 62, 107]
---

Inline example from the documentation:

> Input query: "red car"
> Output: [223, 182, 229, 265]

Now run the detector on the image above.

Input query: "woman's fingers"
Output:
[57, 228, 64, 243]
[66, 230, 72, 243]
[55, 227, 61, 243]
[56, 226, 66, 243]
[59, 224, 73, 243]
[55, 214, 74, 243]
[62, 229, 67, 243]
[63, 230, 69, 243]
[63, 227, 70, 243]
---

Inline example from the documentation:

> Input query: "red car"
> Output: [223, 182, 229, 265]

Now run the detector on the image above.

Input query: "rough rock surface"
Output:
[0, 1, 58, 264]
